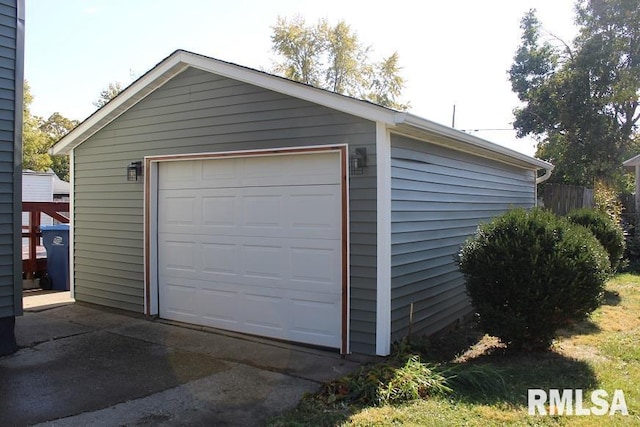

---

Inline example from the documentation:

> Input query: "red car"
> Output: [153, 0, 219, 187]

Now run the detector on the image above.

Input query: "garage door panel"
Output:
[163, 240, 198, 272]
[161, 160, 199, 184]
[201, 157, 240, 182]
[243, 244, 285, 279]
[160, 186, 340, 239]
[158, 152, 343, 348]
[239, 153, 340, 187]
[159, 194, 198, 226]
[241, 156, 289, 184]
[290, 246, 340, 286]
[202, 243, 239, 275]
[290, 196, 340, 233]
[164, 225, 338, 240]
[280, 153, 341, 185]
[159, 154, 341, 190]
[159, 235, 340, 293]
[289, 298, 341, 347]
[244, 294, 287, 330]
[161, 279, 201, 320]
[162, 310, 199, 326]
[242, 195, 284, 228]
[202, 195, 237, 226]
[200, 287, 242, 325]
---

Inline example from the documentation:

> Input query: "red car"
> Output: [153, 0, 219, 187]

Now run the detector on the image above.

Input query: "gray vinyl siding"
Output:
[73, 67, 378, 354]
[390, 134, 536, 342]
[0, 0, 21, 318]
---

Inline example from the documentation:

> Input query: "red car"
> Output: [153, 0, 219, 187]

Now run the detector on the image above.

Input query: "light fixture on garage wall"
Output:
[127, 161, 143, 181]
[349, 147, 367, 175]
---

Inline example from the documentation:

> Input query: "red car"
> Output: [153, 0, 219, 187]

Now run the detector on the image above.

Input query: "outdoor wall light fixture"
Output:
[349, 147, 367, 175]
[127, 161, 143, 181]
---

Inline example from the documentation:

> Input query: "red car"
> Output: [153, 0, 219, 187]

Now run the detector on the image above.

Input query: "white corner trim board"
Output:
[376, 122, 392, 356]
[68, 150, 75, 299]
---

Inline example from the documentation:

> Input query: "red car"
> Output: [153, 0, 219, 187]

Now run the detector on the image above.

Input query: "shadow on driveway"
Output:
[0, 298, 364, 426]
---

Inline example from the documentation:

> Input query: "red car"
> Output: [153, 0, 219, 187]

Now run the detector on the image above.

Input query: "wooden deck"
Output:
[22, 201, 69, 280]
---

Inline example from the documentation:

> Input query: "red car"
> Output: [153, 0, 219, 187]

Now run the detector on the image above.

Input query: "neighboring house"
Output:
[22, 169, 70, 263]
[52, 172, 70, 202]
[23, 170, 55, 202]
[0, 0, 24, 356]
[22, 169, 55, 228]
[22, 168, 70, 206]
[52, 50, 553, 356]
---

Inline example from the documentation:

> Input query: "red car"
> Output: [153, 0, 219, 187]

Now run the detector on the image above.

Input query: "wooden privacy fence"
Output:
[621, 193, 636, 214]
[542, 184, 594, 216]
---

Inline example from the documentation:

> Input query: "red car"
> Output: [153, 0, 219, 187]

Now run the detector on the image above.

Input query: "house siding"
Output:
[0, 0, 21, 321]
[73, 67, 378, 353]
[389, 134, 536, 342]
[22, 172, 54, 228]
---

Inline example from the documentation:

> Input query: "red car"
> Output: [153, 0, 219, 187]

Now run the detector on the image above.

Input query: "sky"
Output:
[24, 0, 580, 156]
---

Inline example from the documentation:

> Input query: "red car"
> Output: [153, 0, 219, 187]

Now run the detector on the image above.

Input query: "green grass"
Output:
[268, 273, 640, 426]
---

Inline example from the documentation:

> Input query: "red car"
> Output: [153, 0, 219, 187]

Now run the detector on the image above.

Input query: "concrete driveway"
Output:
[1, 292, 366, 426]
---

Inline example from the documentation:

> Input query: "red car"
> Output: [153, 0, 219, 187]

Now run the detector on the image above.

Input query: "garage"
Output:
[52, 50, 552, 355]
[153, 150, 346, 349]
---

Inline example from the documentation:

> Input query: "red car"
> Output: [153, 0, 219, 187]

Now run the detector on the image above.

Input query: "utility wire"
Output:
[460, 128, 514, 132]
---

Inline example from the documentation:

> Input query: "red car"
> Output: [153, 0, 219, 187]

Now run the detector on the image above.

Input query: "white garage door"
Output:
[157, 151, 344, 348]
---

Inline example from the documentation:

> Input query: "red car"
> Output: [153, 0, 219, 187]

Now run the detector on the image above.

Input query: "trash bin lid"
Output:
[40, 224, 70, 231]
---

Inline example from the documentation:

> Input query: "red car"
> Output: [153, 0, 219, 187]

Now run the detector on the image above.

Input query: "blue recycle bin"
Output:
[40, 224, 70, 291]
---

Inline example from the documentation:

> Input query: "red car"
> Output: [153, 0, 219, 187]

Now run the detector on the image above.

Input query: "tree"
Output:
[271, 16, 408, 110]
[40, 112, 77, 139]
[509, 1, 640, 188]
[363, 52, 405, 108]
[22, 81, 51, 172]
[93, 81, 123, 108]
[40, 112, 78, 181]
[22, 82, 77, 180]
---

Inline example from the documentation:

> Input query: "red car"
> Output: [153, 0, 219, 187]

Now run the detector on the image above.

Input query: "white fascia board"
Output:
[52, 50, 398, 156]
[623, 153, 640, 169]
[395, 112, 554, 171]
[52, 48, 551, 175]
[51, 55, 190, 155]
[181, 51, 398, 124]
[375, 121, 392, 356]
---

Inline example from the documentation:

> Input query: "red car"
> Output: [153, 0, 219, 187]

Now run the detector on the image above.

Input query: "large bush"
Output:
[457, 208, 610, 351]
[567, 208, 625, 272]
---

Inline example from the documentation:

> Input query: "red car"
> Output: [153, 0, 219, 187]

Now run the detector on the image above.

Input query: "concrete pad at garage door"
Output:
[1, 300, 365, 426]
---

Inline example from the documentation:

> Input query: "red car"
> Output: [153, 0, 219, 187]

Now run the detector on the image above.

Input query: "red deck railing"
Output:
[22, 201, 70, 279]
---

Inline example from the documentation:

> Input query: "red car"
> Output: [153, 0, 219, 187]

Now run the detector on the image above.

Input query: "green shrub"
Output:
[567, 208, 626, 272]
[457, 208, 610, 351]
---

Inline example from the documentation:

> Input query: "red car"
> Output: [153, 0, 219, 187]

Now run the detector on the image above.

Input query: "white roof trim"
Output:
[52, 49, 552, 172]
[393, 113, 553, 171]
[182, 51, 398, 124]
[53, 54, 191, 155]
[623, 153, 640, 169]
[52, 50, 397, 155]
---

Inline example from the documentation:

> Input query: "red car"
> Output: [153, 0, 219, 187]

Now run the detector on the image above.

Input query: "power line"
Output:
[460, 128, 514, 132]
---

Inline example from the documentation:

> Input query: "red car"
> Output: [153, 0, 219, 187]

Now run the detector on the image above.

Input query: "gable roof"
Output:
[52, 49, 552, 171]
